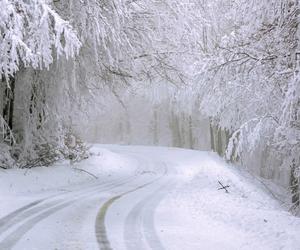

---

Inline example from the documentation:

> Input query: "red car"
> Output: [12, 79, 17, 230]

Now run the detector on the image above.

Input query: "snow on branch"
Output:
[0, 0, 81, 80]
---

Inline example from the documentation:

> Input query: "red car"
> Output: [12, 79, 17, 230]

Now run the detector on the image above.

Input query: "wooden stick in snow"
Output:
[218, 181, 230, 193]
[73, 168, 98, 179]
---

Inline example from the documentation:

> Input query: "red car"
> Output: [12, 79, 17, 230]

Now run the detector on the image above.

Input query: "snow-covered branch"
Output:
[0, 0, 81, 79]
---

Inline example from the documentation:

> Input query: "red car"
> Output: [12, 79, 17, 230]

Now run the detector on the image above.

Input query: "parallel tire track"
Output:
[95, 167, 168, 250]
[0, 175, 131, 235]
[0, 175, 137, 249]
[123, 182, 173, 250]
[0, 177, 112, 228]
[135, 180, 175, 250]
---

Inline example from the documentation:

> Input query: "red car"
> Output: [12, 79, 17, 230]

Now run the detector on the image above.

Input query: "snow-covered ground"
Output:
[0, 147, 138, 217]
[152, 149, 300, 250]
[0, 145, 299, 250]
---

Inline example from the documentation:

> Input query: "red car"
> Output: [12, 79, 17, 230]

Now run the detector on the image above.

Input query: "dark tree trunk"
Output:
[3, 78, 15, 131]
[209, 118, 215, 152]
[291, 160, 300, 209]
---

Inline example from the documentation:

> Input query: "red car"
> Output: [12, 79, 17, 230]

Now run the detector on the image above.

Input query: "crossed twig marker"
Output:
[218, 181, 230, 193]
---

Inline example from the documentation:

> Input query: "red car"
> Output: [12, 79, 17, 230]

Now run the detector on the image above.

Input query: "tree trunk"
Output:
[290, 160, 300, 209]
[153, 107, 158, 145]
[188, 115, 194, 149]
[209, 118, 215, 152]
[3, 78, 15, 141]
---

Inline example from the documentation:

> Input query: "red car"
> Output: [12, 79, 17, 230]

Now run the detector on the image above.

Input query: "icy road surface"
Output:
[0, 145, 300, 250]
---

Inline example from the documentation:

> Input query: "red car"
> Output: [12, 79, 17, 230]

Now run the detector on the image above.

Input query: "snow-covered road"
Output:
[0, 145, 300, 250]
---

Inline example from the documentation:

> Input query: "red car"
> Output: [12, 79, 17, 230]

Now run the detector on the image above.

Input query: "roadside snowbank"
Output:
[154, 149, 300, 250]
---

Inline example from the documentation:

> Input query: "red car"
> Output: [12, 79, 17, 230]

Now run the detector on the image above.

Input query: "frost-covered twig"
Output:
[73, 168, 98, 179]
[0, 115, 15, 145]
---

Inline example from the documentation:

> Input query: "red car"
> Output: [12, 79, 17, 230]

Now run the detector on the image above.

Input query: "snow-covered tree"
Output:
[1, 0, 298, 213]
[0, 0, 82, 167]
[0, 0, 81, 79]
[1, 0, 208, 168]
[192, 0, 299, 212]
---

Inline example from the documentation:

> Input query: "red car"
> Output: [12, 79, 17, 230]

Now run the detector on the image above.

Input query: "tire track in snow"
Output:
[0, 179, 105, 229]
[124, 180, 175, 250]
[0, 201, 76, 250]
[0, 199, 45, 228]
[0, 158, 144, 232]
[95, 167, 168, 250]
[0, 187, 94, 230]
[0, 175, 132, 236]
[0, 172, 139, 232]
[0, 175, 137, 249]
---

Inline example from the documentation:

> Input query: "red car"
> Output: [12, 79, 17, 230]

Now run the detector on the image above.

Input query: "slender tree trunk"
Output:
[169, 109, 182, 147]
[153, 107, 158, 145]
[291, 160, 300, 209]
[290, 0, 300, 212]
[217, 127, 223, 156]
[3, 78, 15, 136]
[188, 115, 194, 149]
[209, 118, 215, 152]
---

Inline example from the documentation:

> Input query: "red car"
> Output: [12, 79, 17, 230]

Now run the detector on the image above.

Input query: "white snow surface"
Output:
[0, 145, 299, 250]
[0, 147, 138, 218]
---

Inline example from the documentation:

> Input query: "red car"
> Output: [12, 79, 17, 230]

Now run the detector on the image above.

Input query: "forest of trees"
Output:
[0, 0, 299, 212]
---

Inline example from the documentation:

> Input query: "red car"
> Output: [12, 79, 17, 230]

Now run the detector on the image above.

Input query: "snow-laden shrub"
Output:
[0, 143, 15, 168]
[63, 132, 90, 164]
[16, 131, 89, 169]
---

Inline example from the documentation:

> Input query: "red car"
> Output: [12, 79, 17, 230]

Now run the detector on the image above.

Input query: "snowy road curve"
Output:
[1, 145, 300, 250]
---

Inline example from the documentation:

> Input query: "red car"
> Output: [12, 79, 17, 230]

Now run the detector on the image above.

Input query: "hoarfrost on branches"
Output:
[0, 0, 81, 79]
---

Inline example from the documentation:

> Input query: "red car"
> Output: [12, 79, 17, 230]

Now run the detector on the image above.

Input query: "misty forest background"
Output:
[0, 0, 299, 213]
